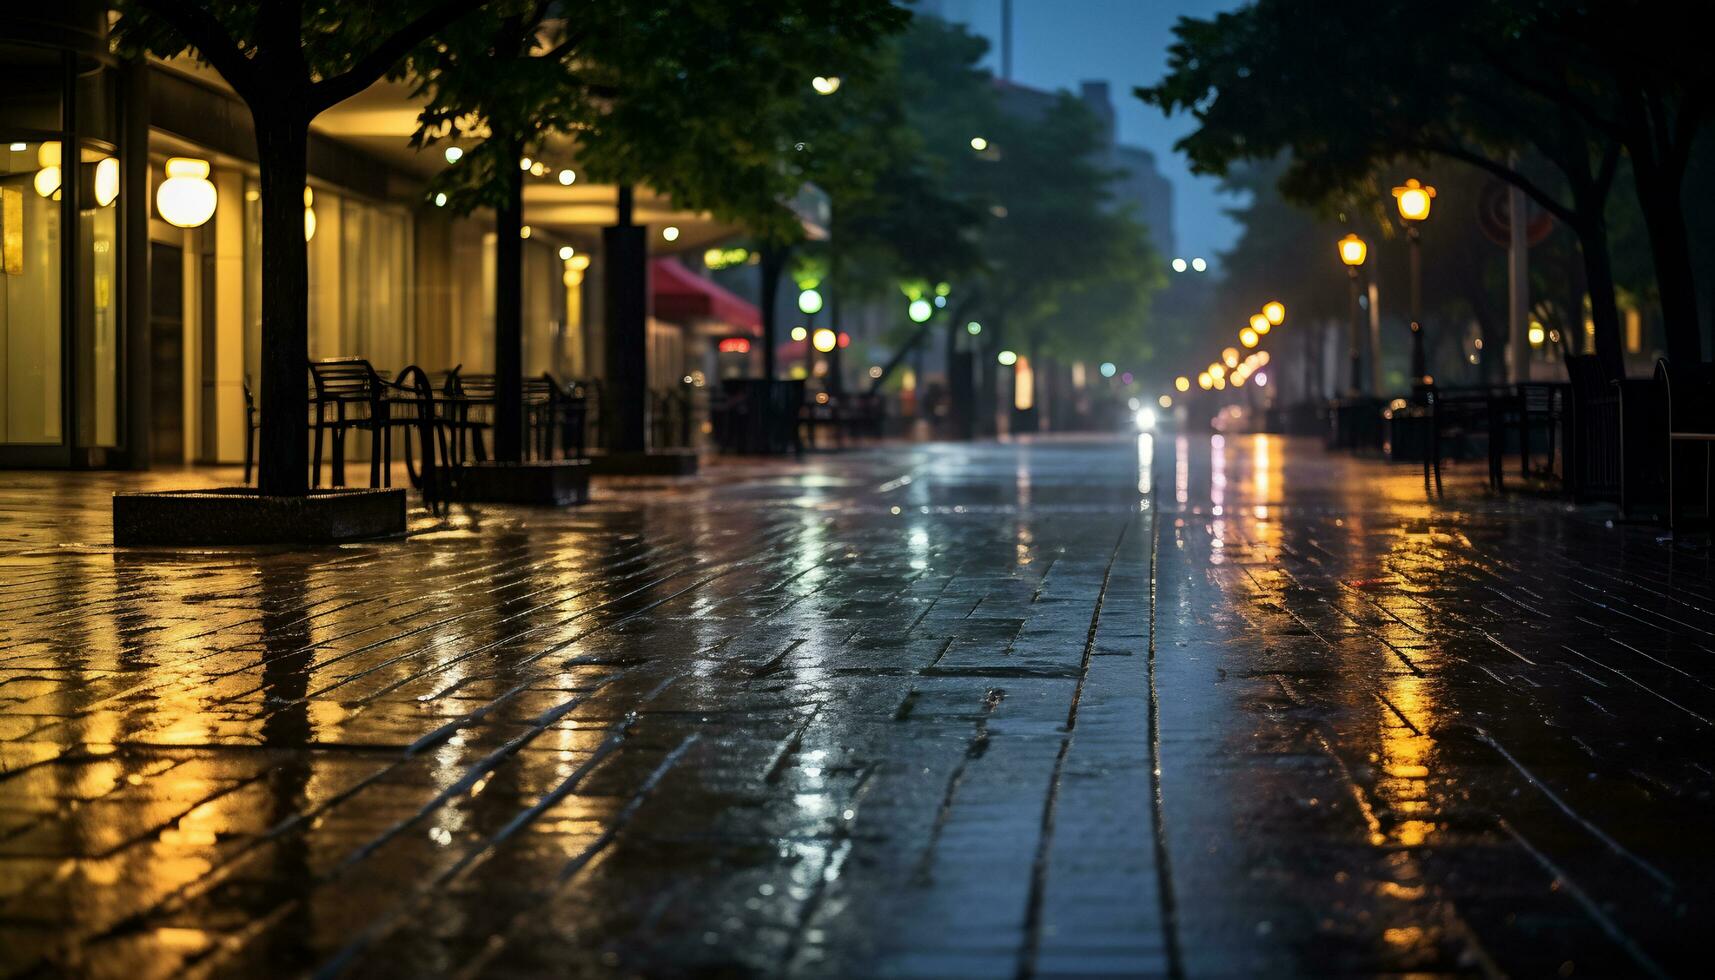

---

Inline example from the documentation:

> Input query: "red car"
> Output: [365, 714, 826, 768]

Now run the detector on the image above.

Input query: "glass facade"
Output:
[0, 141, 63, 444]
[1, 41, 122, 461]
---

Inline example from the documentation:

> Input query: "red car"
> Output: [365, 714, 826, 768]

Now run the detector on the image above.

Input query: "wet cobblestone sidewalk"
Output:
[1, 436, 1710, 977]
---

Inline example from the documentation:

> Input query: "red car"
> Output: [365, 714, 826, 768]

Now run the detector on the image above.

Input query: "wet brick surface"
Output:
[1, 436, 1710, 976]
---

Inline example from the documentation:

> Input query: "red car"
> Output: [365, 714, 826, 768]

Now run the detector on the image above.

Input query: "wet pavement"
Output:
[1, 435, 1710, 977]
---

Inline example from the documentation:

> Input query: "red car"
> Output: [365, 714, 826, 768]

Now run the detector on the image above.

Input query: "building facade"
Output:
[2, 5, 760, 471]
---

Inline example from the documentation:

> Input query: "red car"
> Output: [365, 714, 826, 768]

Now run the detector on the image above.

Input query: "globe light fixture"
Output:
[558, 169, 576, 185]
[791, 326, 809, 342]
[303, 186, 317, 241]
[1393, 178, 1435, 223]
[558, 245, 575, 261]
[798, 288, 823, 314]
[1263, 300, 1286, 325]
[444, 146, 463, 164]
[1209, 363, 1225, 380]
[155, 157, 217, 228]
[92, 157, 119, 207]
[662, 225, 680, 242]
[519, 224, 531, 239]
[1240, 327, 1259, 348]
[433, 192, 448, 207]
[1175, 376, 1191, 392]
[966, 321, 982, 335]
[1339, 233, 1367, 267]
[970, 136, 989, 151]
[529, 161, 547, 177]
[519, 156, 533, 171]
[1190, 257, 1207, 272]
[812, 327, 838, 353]
[32, 141, 61, 198]
[908, 298, 933, 323]
[997, 349, 1018, 366]
[1171, 257, 1188, 273]
[1249, 313, 1270, 336]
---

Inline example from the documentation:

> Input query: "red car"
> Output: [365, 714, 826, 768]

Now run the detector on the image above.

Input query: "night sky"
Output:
[925, 0, 1246, 269]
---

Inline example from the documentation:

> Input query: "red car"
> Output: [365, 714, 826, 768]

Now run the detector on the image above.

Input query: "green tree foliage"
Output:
[1138, 0, 1709, 378]
[411, 0, 908, 241]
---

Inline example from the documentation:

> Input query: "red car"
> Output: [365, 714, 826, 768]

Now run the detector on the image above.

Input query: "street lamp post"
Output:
[1338, 233, 1367, 395]
[1393, 179, 1435, 390]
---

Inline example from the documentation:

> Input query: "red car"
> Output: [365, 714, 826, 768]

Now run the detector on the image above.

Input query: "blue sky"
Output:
[925, 0, 1247, 269]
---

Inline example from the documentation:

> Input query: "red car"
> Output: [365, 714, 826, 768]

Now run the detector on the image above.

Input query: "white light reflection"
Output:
[1210, 435, 1227, 559]
[1136, 433, 1154, 497]
[1175, 436, 1189, 505]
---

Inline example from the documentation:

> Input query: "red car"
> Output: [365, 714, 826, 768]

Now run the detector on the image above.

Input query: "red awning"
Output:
[651, 258, 761, 334]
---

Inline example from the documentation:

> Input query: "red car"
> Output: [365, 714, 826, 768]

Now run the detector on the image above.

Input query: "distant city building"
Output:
[990, 77, 1177, 260]
[1080, 81, 1176, 260]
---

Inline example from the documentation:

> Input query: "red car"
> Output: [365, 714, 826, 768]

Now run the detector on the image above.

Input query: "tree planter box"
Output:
[113, 488, 406, 546]
[583, 450, 700, 477]
[452, 460, 591, 505]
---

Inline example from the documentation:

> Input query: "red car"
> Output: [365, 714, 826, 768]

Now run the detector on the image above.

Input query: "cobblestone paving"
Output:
[0, 436, 1710, 977]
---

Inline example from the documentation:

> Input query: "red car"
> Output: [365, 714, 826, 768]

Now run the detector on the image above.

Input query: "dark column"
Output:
[603, 186, 648, 453]
[1348, 269, 1364, 395]
[121, 58, 151, 469]
[493, 144, 524, 463]
[758, 246, 783, 382]
[1407, 225, 1425, 389]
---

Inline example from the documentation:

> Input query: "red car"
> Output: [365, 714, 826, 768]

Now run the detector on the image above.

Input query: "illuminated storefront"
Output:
[3, 7, 741, 471]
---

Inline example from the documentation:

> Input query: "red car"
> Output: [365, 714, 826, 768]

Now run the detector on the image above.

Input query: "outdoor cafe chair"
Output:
[308, 357, 441, 492]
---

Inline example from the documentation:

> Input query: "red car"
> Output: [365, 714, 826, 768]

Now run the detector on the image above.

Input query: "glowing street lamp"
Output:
[1197, 372, 1213, 390]
[997, 349, 1018, 366]
[1240, 327, 1259, 348]
[1262, 300, 1285, 326]
[1393, 178, 1436, 387]
[1222, 347, 1240, 369]
[1175, 376, 1191, 393]
[908, 298, 933, 323]
[1339, 233, 1368, 394]
[1338, 233, 1367, 268]
[156, 157, 217, 228]
[811, 76, 842, 95]
[798, 288, 823, 314]
[1393, 178, 1435, 222]
[812, 327, 838, 353]
[1249, 312, 1270, 336]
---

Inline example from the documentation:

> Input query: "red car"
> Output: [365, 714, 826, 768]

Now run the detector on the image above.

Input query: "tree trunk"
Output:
[493, 140, 525, 463]
[976, 326, 999, 437]
[758, 246, 784, 382]
[255, 117, 311, 496]
[1632, 173, 1702, 365]
[1569, 211, 1627, 380]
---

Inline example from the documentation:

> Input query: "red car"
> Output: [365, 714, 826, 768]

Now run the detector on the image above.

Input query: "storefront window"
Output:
[76, 143, 118, 447]
[1, 140, 64, 444]
[341, 200, 413, 369]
